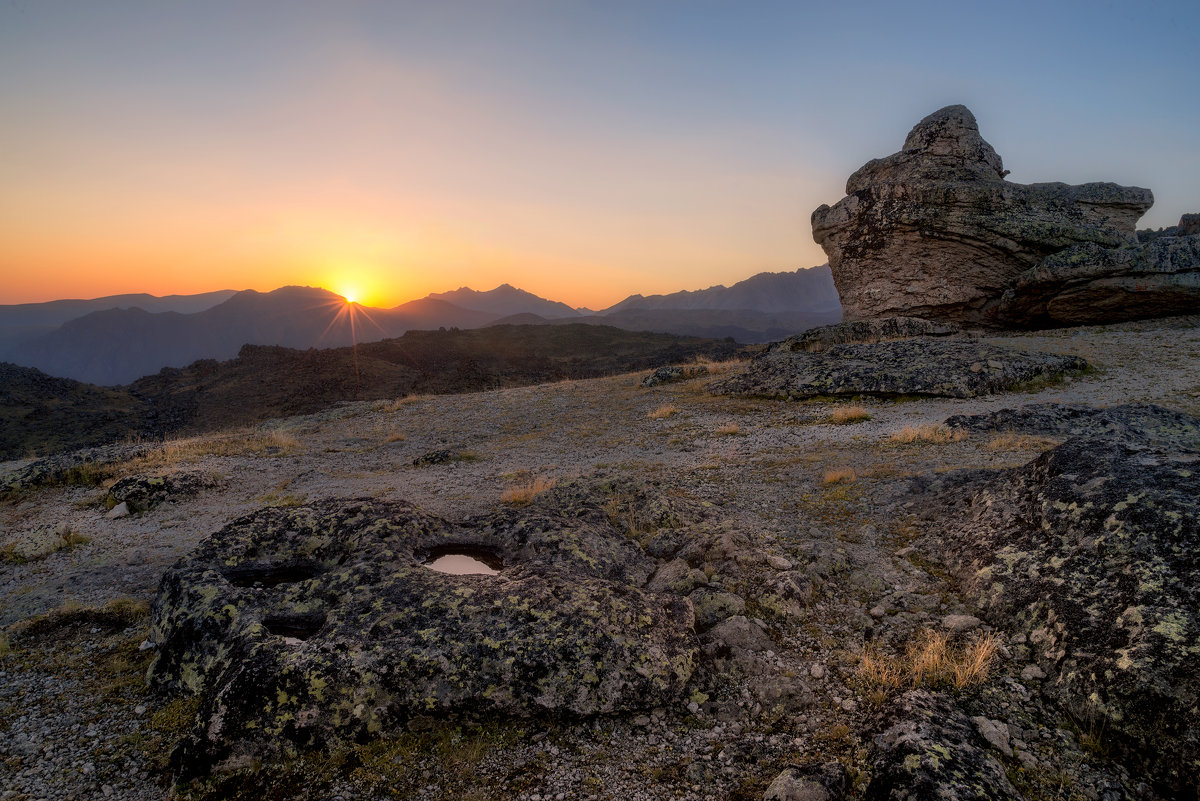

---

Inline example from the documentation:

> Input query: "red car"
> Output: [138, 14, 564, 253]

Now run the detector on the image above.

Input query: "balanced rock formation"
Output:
[811, 104, 1186, 327]
[919, 403, 1200, 795]
[149, 482, 698, 777]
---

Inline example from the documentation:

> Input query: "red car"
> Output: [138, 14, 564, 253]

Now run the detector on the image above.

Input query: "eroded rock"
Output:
[811, 104, 1162, 328]
[106, 472, 208, 513]
[642, 364, 709, 387]
[709, 338, 1086, 400]
[149, 481, 699, 777]
[780, 317, 961, 353]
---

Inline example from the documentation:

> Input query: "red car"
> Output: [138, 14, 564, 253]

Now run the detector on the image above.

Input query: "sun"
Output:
[339, 286, 360, 304]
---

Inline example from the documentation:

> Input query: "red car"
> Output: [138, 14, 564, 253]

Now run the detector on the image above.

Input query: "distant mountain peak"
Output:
[426, 285, 580, 318]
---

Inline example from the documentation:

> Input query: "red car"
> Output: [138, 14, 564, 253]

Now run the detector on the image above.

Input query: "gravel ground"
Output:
[1, 315, 1198, 800]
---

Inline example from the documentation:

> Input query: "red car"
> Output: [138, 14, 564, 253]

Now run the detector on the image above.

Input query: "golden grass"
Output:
[691, 356, 748, 376]
[135, 429, 302, 468]
[824, 404, 872, 425]
[858, 629, 1001, 694]
[887, 424, 968, 445]
[714, 422, 740, 436]
[383, 394, 430, 411]
[822, 468, 857, 486]
[985, 431, 1061, 452]
[647, 404, 681, 420]
[500, 476, 557, 506]
[385, 432, 407, 443]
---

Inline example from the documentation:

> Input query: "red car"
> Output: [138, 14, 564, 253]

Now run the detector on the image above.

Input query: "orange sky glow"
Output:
[3, 3, 1195, 310]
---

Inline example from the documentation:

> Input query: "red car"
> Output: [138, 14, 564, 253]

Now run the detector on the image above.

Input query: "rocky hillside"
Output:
[2, 314, 1198, 801]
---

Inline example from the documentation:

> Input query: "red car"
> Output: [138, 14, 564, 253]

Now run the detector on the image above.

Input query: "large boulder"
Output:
[811, 105, 1155, 327]
[149, 481, 698, 777]
[918, 404, 1200, 795]
[708, 338, 1086, 400]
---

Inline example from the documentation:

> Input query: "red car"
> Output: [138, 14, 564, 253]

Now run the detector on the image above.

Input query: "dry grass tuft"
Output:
[691, 356, 748, 376]
[825, 404, 872, 425]
[384, 394, 430, 412]
[714, 422, 740, 436]
[822, 468, 858, 486]
[501, 476, 557, 506]
[385, 432, 407, 443]
[647, 404, 681, 420]
[985, 431, 1061, 452]
[858, 629, 1001, 696]
[887, 424, 968, 445]
[137, 429, 302, 468]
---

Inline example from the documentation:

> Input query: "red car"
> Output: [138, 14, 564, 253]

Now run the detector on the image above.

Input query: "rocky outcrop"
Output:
[149, 481, 699, 777]
[919, 404, 1200, 795]
[812, 104, 1179, 328]
[709, 338, 1085, 400]
[864, 691, 1025, 800]
[0, 443, 153, 497]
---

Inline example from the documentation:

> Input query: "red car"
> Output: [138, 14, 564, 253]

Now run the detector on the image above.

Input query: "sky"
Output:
[2, 0, 1198, 309]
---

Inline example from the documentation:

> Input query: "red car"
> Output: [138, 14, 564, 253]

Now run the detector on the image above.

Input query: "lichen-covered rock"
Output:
[642, 364, 709, 386]
[812, 105, 1152, 327]
[776, 317, 962, 353]
[864, 691, 1025, 800]
[149, 480, 698, 777]
[995, 234, 1200, 326]
[709, 338, 1086, 400]
[945, 402, 1200, 449]
[920, 405, 1200, 795]
[106, 472, 208, 513]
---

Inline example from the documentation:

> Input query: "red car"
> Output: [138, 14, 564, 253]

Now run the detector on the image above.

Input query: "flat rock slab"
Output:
[919, 404, 1200, 795]
[149, 481, 698, 777]
[709, 338, 1086, 399]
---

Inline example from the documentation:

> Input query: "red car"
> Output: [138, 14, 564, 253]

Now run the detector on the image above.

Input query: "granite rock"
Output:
[812, 105, 1153, 327]
[149, 480, 699, 778]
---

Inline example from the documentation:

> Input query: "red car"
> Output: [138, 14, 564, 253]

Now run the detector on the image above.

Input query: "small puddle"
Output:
[423, 546, 503, 576]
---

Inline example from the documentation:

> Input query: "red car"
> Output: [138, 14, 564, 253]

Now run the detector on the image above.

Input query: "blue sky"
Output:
[2, 0, 1197, 306]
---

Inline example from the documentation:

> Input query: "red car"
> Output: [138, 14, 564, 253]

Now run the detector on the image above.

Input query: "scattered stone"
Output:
[709, 338, 1086, 400]
[688, 589, 747, 631]
[0, 442, 153, 497]
[811, 104, 1153, 327]
[971, 716, 1011, 754]
[946, 401, 1200, 450]
[1020, 665, 1046, 682]
[411, 448, 457, 466]
[763, 762, 848, 801]
[105, 501, 130, 520]
[940, 614, 981, 632]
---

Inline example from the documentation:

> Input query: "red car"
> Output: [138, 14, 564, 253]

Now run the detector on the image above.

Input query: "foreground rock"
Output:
[149, 481, 698, 778]
[709, 338, 1085, 399]
[780, 317, 960, 352]
[811, 104, 1187, 328]
[864, 691, 1024, 801]
[918, 404, 1200, 795]
[0, 442, 153, 497]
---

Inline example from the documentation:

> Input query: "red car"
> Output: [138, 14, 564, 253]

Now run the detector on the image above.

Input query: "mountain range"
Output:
[0, 267, 840, 385]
